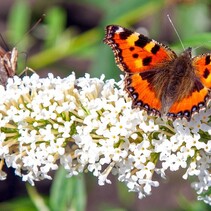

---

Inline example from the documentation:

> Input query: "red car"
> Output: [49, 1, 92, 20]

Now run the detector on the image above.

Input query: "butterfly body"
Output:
[104, 25, 211, 121]
[0, 47, 18, 87]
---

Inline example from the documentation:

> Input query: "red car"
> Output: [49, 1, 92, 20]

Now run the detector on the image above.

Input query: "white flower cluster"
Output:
[0, 73, 211, 204]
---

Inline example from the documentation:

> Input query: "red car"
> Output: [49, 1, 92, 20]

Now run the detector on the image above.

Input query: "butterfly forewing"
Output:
[192, 54, 211, 89]
[104, 25, 177, 74]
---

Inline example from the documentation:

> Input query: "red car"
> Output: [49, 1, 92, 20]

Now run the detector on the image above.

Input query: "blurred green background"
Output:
[1, 0, 211, 210]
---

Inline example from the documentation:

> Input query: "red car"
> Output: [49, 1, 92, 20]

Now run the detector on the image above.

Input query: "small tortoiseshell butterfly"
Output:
[104, 25, 211, 121]
[0, 46, 17, 87]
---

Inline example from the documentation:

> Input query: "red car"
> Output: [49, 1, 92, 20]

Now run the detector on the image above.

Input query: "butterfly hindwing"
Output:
[168, 85, 209, 120]
[125, 73, 161, 116]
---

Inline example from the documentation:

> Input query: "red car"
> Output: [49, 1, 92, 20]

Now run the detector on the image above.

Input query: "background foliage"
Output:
[1, 0, 211, 210]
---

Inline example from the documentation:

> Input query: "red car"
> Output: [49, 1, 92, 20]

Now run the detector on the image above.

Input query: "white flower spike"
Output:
[0, 73, 211, 205]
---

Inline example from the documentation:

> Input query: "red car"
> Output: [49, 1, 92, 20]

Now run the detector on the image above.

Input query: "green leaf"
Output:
[0, 196, 38, 211]
[44, 7, 67, 48]
[7, 0, 31, 49]
[117, 181, 135, 208]
[49, 167, 86, 211]
[27, 27, 100, 70]
[178, 194, 210, 211]
[26, 184, 50, 211]
[175, 3, 209, 39]
[7, 0, 31, 74]
[104, 0, 164, 26]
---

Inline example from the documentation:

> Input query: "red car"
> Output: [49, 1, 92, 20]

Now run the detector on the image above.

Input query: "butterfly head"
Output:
[183, 47, 192, 58]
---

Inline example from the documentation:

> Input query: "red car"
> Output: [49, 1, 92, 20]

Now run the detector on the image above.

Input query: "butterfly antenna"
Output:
[27, 14, 45, 35]
[192, 41, 211, 52]
[167, 14, 185, 50]
[0, 34, 9, 51]
[15, 14, 46, 47]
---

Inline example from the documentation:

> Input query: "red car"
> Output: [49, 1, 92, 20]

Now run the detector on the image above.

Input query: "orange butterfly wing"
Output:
[125, 73, 162, 115]
[193, 54, 211, 88]
[167, 54, 211, 120]
[168, 87, 209, 120]
[104, 25, 176, 73]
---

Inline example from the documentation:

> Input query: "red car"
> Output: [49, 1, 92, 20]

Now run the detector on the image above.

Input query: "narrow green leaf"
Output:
[26, 184, 50, 211]
[0, 196, 37, 211]
[7, 0, 31, 48]
[28, 28, 100, 70]
[178, 194, 210, 211]
[49, 167, 86, 211]
[7, 0, 31, 74]
[44, 7, 66, 48]
[70, 175, 86, 211]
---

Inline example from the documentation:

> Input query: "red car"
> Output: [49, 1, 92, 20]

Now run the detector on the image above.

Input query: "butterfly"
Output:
[103, 25, 211, 121]
[0, 46, 18, 87]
